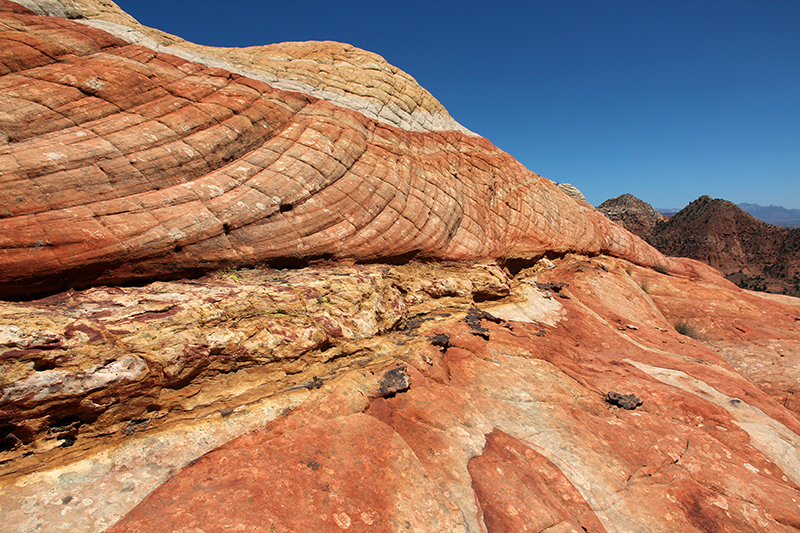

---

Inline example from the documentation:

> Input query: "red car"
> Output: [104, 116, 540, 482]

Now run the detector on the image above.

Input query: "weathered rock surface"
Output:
[0, 0, 679, 299]
[598, 193, 665, 240]
[2, 3, 800, 533]
[556, 182, 590, 205]
[3, 255, 800, 533]
[649, 195, 800, 296]
[15, 0, 474, 135]
[0, 261, 509, 456]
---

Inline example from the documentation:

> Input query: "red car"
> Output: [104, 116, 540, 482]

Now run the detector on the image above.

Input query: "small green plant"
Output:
[218, 266, 243, 283]
[653, 263, 670, 275]
[674, 319, 697, 338]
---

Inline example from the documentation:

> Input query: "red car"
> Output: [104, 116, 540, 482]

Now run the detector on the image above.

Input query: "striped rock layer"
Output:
[0, 0, 673, 299]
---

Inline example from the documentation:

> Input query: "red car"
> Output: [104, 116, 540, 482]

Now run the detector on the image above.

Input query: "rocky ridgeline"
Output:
[2, 2, 800, 532]
[650, 196, 800, 296]
[739, 203, 800, 229]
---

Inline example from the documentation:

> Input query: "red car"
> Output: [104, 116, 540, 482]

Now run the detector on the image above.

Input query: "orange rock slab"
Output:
[98, 256, 800, 533]
[469, 430, 607, 533]
[107, 413, 468, 533]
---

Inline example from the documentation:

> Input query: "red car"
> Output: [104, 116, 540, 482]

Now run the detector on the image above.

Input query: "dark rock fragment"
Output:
[536, 282, 567, 293]
[464, 308, 502, 339]
[606, 391, 643, 410]
[428, 333, 450, 349]
[377, 367, 411, 398]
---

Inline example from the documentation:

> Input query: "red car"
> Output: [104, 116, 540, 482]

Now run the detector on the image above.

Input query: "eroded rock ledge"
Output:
[2, 255, 800, 532]
[0, 260, 510, 458]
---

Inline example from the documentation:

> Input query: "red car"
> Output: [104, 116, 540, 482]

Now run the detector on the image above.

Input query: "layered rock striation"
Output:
[0, 0, 675, 299]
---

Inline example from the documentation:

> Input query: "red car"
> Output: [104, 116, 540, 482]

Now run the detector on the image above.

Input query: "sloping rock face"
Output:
[649, 195, 800, 296]
[0, 0, 674, 300]
[3, 3, 800, 533]
[15, 0, 474, 135]
[556, 183, 585, 201]
[598, 193, 665, 240]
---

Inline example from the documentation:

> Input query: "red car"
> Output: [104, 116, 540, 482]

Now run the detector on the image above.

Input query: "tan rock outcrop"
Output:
[598, 193, 665, 239]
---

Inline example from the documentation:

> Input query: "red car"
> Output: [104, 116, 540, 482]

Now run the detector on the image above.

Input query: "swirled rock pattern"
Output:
[0, 0, 677, 299]
[14, 0, 475, 135]
[3, 3, 800, 533]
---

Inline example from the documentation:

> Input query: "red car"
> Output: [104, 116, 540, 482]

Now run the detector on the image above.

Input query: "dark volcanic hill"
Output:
[598, 194, 664, 240]
[648, 195, 800, 296]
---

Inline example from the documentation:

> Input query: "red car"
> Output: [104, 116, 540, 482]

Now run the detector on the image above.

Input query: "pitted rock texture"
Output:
[0, 0, 679, 299]
[0, 262, 510, 457]
[4, 255, 798, 532]
[469, 430, 608, 533]
[598, 193, 665, 240]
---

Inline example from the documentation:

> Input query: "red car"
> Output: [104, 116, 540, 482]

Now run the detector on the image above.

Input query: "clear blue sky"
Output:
[115, 0, 799, 210]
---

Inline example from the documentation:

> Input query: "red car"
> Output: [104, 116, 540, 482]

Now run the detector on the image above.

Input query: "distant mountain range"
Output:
[658, 203, 800, 228]
[737, 204, 800, 228]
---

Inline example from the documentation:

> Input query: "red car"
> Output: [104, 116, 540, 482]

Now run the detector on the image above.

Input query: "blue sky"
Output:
[115, 0, 799, 210]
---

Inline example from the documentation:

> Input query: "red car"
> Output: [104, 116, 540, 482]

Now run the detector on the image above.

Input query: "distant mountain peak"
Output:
[648, 195, 800, 295]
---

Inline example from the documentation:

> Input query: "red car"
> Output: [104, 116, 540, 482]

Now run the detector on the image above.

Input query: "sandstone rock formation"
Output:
[3, 256, 800, 533]
[555, 182, 587, 202]
[649, 195, 800, 296]
[598, 193, 665, 240]
[2, 2, 800, 533]
[0, 0, 678, 299]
